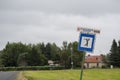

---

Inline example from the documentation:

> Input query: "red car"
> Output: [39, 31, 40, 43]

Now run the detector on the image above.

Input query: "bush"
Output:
[0, 66, 64, 71]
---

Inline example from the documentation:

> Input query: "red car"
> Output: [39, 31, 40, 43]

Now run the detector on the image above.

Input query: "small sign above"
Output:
[77, 27, 100, 34]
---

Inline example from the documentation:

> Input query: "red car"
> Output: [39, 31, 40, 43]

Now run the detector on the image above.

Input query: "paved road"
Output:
[0, 71, 19, 80]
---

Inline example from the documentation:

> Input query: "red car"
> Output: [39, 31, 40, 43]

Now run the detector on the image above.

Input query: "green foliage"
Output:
[27, 46, 41, 66]
[102, 54, 110, 67]
[60, 41, 69, 68]
[0, 41, 84, 68]
[0, 66, 64, 71]
[17, 52, 29, 66]
[50, 43, 61, 61]
[60, 41, 85, 68]
[109, 39, 120, 67]
[44, 43, 51, 60]
[0, 42, 29, 67]
[72, 41, 84, 67]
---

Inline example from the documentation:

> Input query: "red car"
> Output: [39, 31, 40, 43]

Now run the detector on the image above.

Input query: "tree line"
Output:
[0, 39, 119, 68]
[0, 41, 84, 68]
[107, 39, 120, 67]
[102, 39, 120, 68]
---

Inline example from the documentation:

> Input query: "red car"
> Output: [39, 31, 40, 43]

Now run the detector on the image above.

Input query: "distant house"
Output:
[84, 54, 105, 68]
[48, 60, 59, 66]
[48, 60, 54, 66]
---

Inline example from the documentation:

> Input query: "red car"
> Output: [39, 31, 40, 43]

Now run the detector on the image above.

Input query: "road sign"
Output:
[77, 27, 100, 80]
[78, 33, 95, 52]
[77, 27, 100, 34]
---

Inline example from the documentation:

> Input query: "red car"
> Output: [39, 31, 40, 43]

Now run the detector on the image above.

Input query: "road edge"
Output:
[16, 71, 27, 80]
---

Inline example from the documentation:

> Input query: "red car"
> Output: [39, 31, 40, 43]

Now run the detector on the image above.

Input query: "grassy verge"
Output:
[19, 69, 120, 80]
[16, 71, 27, 80]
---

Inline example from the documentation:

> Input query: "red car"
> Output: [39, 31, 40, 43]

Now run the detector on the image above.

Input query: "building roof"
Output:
[85, 55, 103, 63]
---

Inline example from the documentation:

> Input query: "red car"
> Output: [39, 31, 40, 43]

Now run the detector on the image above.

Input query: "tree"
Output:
[109, 39, 120, 67]
[40, 43, 46, 54]
[50, 43, 60, 61]
[60, 41, 85, 68]
[60, 41, 69, 68]
[45, 43, 52, 60]
[117, 40, 120, 67]
[102, 54, 110, 67]
[0, 41, 86, 67]
[72, 41, 84, 67]
[17, 52, 29, 66]
[27, 46, 40, 66]
[35, 43, 48, 65]
[0, 42, 31, 67]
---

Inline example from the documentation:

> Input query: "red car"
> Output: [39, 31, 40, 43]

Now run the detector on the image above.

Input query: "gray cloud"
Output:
[0, 0, 120, 15]
[0, 13, 119, 53]
[0, 0, 120, 55]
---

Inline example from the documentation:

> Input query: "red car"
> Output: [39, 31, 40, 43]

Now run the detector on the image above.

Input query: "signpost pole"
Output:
[80, 52, 86, 80]
[77, 27, 100, 80]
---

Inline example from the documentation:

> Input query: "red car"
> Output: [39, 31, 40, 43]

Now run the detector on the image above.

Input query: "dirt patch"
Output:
[17, 71, 27, 80]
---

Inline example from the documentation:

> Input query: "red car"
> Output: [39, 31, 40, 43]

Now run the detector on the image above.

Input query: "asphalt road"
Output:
[0, 71, 19, 80]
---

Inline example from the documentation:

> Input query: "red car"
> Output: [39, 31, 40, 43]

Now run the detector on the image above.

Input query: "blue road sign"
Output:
[78, 33, 95, 52]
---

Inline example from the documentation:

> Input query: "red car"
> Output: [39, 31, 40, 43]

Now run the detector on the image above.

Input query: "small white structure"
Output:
[48, 60, 60, 66]
[110, 65, 113, 69]
[48, 60, 54, 66]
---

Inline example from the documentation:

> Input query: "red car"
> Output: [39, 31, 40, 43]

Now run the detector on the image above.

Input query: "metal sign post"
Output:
[80, 52, 85, 80]
[77, 27, 100, 80]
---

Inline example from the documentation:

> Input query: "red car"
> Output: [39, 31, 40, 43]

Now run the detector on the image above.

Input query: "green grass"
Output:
[23, 69, 120, 80]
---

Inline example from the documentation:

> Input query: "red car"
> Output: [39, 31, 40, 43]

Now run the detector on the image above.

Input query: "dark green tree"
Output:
[35, 43, 48, 65]
[17, 52, 29, 66]
[101, 54, 110, 67]
[72, 41, 84, 67]
[50, 43, 60, 61]
[60, 41, 69, 68]
[45, 43, 52, 60]
[0, 41, 87, 68]
[0, 42, 29, 67]
[109, 39, 120, 67]
[27, 46, 41, 66]
[40, 43, 46, 54]
[60, 41, 84, 68]
[117, 40, 120, 67]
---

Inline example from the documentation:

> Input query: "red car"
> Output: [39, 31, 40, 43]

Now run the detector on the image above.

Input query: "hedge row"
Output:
[0, 66, 64, 71]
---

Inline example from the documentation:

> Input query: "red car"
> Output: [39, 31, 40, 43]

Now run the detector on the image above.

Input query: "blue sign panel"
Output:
[78, 33, 95, 52]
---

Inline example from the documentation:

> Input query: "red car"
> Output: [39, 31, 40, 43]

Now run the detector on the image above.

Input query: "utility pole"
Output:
[70, 46, 73, 69]
[63, 41, 67, 50]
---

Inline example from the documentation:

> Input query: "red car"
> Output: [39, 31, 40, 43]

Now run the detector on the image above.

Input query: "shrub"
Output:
[0, 66, 64, 71]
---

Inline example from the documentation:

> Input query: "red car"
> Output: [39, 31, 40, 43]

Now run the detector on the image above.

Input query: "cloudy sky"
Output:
[0, 0, 120, 54]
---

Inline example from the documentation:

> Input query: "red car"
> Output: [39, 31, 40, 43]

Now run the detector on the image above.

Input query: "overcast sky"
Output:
[0, 0, 120, 55]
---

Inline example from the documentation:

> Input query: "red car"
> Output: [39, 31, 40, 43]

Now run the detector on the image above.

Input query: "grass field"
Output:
[22, 69, 120, 80]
